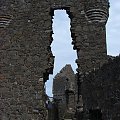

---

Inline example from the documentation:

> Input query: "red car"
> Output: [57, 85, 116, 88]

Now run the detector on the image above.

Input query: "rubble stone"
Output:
[0, 0, 111, 120]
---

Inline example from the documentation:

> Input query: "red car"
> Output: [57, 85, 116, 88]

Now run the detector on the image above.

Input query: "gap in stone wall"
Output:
[45, 10, 77, 97]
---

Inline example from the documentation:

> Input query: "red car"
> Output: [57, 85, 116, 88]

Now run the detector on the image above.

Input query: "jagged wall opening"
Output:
[45, 9, 77, 97]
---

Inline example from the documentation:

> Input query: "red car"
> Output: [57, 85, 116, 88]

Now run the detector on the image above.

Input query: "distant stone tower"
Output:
[53, 64, 76, 120]
[0, 0, 109, 119]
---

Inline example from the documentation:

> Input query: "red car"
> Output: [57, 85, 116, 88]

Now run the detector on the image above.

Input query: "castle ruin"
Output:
[1, 0, 119, 120]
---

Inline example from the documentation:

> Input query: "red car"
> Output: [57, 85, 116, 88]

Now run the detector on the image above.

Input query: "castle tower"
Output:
[53, 64, 76, 120]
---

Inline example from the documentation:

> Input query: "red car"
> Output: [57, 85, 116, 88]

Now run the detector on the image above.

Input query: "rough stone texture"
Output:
[53, 64, 76, 120]
[0, 0, 109, 120]
[52, 56, 120, 120]
[81, 56, 120, 120]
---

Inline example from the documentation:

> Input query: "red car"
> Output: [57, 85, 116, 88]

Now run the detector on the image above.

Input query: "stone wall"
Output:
[81, 56, 120, 120]
[0, 0, 109, 119]
[0, 1, 53, 119]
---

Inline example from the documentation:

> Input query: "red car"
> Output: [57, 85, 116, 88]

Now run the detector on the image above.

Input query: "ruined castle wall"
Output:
[0, 0, 109, 119]
[0, 1, 53, 119]
[81, 56, 120, 120]
[49, 0, 109, 73]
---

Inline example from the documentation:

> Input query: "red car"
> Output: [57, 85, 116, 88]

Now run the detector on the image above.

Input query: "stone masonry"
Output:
[52, 56, 120, 120]
[53, 64, 77, 120]
[81, 56, 120, 120]
[0, 0, 109, 120]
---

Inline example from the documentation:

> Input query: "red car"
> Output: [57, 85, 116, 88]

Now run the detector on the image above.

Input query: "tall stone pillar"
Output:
[74, 0, 109, 73]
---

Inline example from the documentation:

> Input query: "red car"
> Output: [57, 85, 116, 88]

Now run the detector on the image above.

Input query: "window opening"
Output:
[45, 10, 77, 97]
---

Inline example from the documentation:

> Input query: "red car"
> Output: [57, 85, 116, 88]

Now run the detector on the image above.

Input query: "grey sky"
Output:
[106, 0, 120, 56]
[46, 0, 120, 97]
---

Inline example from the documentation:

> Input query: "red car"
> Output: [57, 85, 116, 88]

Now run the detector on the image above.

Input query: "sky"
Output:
[106, 0, 120, 55]
[46, 0, 120, 97]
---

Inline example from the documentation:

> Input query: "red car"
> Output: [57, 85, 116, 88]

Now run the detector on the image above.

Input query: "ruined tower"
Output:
[0, 0, 109, 119]
[53, 64, 76, 119]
